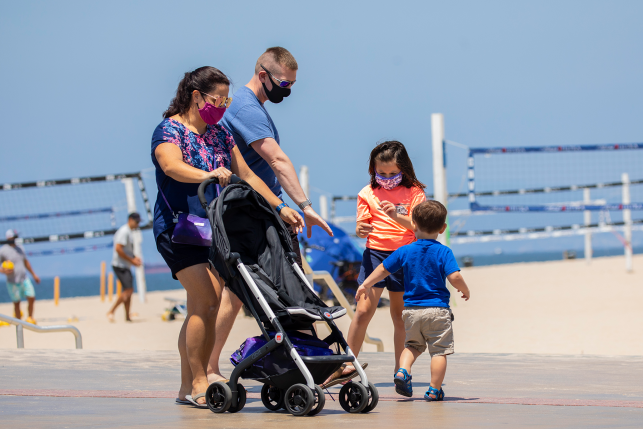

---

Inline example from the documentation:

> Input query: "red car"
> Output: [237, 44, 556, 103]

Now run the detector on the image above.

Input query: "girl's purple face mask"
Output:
[375, 172, 403, 190]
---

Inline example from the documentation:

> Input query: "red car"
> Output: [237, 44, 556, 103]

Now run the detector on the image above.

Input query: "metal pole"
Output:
[319, 195, 328, 220]
[431, 113, 448, 245]
[16, 324, 24, 348]
[622, 173, 633, 272]
[584, 188, 592, 264]
[330, 198, 336, 224]
[299, 165, 309, 198]
[123, 177, 147, 302]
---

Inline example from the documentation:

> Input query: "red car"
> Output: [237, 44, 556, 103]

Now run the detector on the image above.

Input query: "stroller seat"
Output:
[284, 306, 347, 321]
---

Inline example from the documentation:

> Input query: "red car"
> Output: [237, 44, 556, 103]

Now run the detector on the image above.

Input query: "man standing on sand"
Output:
[0, 229, 40, 324]
[107, 213, 142, 322]
[207, 47, 334, 381]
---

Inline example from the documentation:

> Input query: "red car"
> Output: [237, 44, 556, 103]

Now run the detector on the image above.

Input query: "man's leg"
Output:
[13, 301, 21, 319]
[122, 289, 134, 321]
[207, 286, 243, 383]
[26, 297, 35, 319]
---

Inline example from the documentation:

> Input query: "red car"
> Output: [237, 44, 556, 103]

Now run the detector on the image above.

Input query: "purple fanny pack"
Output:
[159, 187, 216, 247]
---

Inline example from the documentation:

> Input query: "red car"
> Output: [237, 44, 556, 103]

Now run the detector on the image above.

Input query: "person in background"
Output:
[0, 229, 40, 324]
[209, 46, 334, 383]
[107, 212, 142, 322]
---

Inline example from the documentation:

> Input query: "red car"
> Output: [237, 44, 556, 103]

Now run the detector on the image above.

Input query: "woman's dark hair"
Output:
[163, 66, 230, 118]
[368, 140, 426, 189]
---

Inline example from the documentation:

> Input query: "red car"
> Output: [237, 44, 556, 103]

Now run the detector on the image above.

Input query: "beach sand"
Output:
[1, 254, 641, 355]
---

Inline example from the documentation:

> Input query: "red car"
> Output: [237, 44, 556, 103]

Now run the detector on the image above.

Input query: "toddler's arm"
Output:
[447, 271, 470, 301]
[356, 221, 374, 238]
[355, 264, 390, 301]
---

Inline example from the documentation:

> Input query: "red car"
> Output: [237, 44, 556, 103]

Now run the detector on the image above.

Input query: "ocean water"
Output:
[0, 271, 179, 304]
[1, 247, 640, 303]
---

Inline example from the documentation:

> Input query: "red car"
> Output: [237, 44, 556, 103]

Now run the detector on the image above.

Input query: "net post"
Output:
[583, 188, 592, 264]
[123, 177, 147, 303]
[431, 113, 448, 245]
[319, 195, 328, 220]
[330, 198, 336, 224]
[622, 173, 633, 272]
[108, 272, 114, 302]
[54, 276, 60, 306]
[100, 261, 106, 302]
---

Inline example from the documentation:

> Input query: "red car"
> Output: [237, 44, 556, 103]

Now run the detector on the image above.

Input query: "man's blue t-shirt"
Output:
[383, 239, 460, 308]
[220, 86, 282, 198]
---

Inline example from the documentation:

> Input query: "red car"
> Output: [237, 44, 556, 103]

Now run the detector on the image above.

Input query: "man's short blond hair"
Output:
[255, 47, 298, 74]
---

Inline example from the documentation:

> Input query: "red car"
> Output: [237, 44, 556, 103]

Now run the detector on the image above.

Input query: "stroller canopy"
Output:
[208, 182, 345, 329]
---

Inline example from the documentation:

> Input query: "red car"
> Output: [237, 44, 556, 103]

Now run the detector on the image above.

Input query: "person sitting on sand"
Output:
[0, 229, 41, 324]
[107, 212, 142, 323]
[355, 200, 470, 401]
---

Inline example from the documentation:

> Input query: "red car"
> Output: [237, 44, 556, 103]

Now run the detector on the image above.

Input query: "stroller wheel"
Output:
[284, 383, 315, 417]
[227, 383, 246, 413]
[339, 381, 369, 413]
[360, 382, 379, 413]
[306, 385, 326, 416]
[206, 381, 232, 413]
[261, 384, 285, 411]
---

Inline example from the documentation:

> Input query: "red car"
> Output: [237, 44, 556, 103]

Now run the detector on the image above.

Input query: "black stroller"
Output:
[198, 176, 378, 417]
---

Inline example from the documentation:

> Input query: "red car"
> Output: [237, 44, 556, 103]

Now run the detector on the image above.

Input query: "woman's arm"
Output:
[155, 143, 227, 184]
[229, 146, 304, 232]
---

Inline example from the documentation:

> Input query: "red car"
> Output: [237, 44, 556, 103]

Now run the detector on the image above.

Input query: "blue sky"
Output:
[1, 0, 642, 277]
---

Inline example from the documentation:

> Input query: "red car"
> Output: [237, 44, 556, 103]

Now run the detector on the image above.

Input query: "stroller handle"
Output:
[198, 174, 243, 209]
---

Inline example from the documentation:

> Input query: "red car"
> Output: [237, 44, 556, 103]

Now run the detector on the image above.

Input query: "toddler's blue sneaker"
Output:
[424, 385, 444, 401]
[394, 368, 413, 397]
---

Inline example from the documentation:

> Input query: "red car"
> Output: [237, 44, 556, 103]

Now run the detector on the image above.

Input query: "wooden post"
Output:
[108, 272, 114, 302]
[116, 280, 122, 299]
[54, 276, 60, 306]
[100, 261, 106, 302]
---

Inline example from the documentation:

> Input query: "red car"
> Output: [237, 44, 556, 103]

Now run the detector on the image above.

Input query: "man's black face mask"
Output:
[262, 74, 291, 104]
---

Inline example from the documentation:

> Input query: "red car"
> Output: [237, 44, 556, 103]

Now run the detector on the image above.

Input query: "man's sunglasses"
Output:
[200, 92, 233, 108]
[260, 64, 296, 88]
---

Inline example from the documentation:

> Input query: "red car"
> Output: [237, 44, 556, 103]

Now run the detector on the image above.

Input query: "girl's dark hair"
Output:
[368, 140, 426, 189]
[163, 66, 230, 118]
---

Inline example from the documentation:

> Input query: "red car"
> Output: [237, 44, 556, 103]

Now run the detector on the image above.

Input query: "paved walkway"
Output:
[1, 350, 642, 428]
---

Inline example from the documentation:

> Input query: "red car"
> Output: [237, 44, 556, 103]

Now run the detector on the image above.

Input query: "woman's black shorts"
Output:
[155, 225, 210, 280]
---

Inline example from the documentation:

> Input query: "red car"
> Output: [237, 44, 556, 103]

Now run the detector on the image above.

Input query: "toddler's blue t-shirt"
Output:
[383, 239, 460, 307]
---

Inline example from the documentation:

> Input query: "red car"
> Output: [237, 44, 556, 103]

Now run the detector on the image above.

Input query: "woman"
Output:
[151, 66, 304, 407]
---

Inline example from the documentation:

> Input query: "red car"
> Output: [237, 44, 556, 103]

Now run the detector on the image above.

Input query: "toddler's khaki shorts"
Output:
[402, 307, 454, 357]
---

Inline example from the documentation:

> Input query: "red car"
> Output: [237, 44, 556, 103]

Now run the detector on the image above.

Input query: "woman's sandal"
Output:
[424, 386, 445, 401]
[320, 362, 369, 388]
[393, 368, 413, 397]
[185, 393, 208, 408]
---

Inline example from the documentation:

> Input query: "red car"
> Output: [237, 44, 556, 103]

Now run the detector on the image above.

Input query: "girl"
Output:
[323, 140, 426, 386]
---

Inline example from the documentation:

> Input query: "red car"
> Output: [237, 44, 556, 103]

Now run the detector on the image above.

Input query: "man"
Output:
[0, 229, 40, 324]
[106, 212, 142, 322]
[208, 47, 333, 381]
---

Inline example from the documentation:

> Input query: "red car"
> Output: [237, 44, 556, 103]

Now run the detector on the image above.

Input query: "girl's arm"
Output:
[379, 201, 414, 230]
[230, 146, 304, 233]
